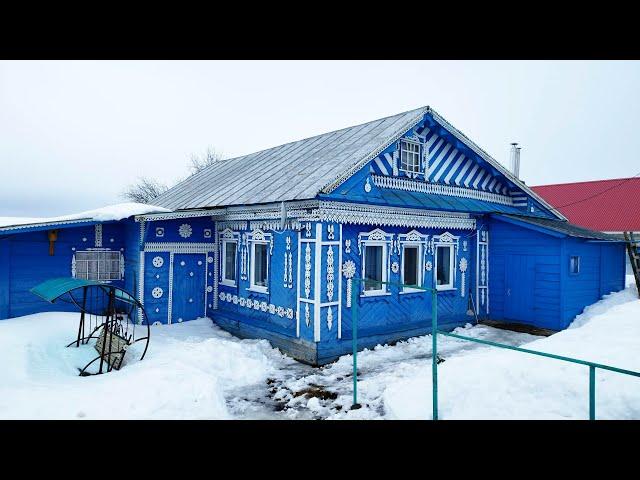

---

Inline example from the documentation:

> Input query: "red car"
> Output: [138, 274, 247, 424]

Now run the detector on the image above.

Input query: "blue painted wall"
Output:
[0, 221, 126, 319]
[560, 238, 626, 327]
[489, 216, 626, 330]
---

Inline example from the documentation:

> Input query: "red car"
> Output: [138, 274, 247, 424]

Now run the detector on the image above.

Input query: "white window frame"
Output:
[245, 228, 273, 294]
[219, 228, 240, 287]
[398, 230, 429, 294]
[72, 249, 124, 282]
[358, 228, 394, 297]
[221, 239, 238, 287]
[399, 139, 421, 176]
[434, 244, 455, 291]
[362, 242, 388, 296]
[431, 231, 459, 291]
[250, 240, 270, 293]
[401, 244, 423, 292]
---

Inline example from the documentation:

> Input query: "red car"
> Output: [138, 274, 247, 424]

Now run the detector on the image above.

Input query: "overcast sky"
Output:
[1, 60, 638, 217]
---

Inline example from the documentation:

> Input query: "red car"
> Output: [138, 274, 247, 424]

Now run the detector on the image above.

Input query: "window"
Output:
[400, 140, 421, 174]
[402, 245, 421, 289]
[74, 250, 122, 281]
[435, 245, 454, 290]
[358, 228, 393, 296]
[222, 240, 238, 285]
[570, 255, 580, 275]
[364, 244, 385, 293]
[251, 242, 269, 292]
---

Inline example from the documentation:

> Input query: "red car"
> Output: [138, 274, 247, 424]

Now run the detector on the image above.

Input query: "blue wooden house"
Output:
[0, 106, 627, 365]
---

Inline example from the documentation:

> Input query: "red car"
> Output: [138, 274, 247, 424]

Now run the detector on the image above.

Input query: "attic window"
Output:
[400, 140, 421, 175]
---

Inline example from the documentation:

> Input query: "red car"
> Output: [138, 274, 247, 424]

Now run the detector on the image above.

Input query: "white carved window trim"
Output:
[221, 240, 239, 287]
[219, 228, 240, 287]
[72, 249, 124, 282]
[398, 230, 429, 294]
[247, 229, 273, 294]
[399, 139, 421, 177]
[358, 228, 394, 297]
[432, 232, 459, 292]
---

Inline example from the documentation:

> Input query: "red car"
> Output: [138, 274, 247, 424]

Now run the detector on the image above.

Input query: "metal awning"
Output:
[30, 277, 137, 305]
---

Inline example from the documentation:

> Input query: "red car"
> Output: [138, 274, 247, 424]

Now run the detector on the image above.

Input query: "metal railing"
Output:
[349, 277, 640, 420]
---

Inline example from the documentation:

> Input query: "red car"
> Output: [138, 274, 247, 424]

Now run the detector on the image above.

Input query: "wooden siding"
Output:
[489, 218, 562, 329]
[0, 223, 126, 320]
[560, 239, 627, 327]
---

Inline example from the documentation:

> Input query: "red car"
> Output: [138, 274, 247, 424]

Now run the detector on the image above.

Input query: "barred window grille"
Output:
[400, 140, 421, 174]
[74, 251, 123, 281]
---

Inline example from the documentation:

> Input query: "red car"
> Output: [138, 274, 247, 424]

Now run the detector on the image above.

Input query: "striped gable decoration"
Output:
[369, 125, 511, 197]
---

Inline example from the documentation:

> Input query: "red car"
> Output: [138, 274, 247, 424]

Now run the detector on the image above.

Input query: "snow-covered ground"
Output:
[0, 277, 638, 419]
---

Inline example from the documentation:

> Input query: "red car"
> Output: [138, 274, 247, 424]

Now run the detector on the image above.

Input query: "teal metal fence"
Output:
[350, 277, 640, 420]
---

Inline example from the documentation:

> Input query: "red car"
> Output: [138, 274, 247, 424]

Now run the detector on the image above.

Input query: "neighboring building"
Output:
[532, 178, 640, 274]
[0, 106, 628, 365]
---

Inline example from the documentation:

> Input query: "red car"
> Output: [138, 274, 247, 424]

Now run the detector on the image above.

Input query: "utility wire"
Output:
[543, 172, 640, 214]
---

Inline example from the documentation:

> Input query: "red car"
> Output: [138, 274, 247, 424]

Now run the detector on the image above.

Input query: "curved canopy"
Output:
[31, 277, 138, 306]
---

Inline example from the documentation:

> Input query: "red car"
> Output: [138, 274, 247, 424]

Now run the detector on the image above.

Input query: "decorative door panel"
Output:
[171, 253, 207, 323]
[144, 252, 171, 325]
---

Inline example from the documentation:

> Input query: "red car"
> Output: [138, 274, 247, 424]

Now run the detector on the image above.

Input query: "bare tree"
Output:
[120, 146, 224, 204]
[122, 177, 169, 204]
[188, 147, 225, 175]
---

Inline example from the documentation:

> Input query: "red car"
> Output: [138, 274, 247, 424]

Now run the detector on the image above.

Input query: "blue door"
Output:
[504, 254, 534, 324]
[171, 253, 207, 323]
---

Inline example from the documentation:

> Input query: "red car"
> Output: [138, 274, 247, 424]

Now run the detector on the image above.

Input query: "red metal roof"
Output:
[531, 177, 640, 232]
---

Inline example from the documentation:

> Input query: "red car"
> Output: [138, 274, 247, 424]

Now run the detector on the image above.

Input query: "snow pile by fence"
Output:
[384, 276, 640, 419]
[0, 314, 284, 419]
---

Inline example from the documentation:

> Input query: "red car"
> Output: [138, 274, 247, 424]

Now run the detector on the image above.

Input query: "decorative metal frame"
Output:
[54, 283, 151, 376]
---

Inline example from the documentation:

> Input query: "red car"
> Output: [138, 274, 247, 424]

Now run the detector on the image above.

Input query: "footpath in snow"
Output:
[0, 276, 638, 419]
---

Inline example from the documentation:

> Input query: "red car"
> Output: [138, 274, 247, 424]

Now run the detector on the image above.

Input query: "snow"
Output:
[1, 276, 638, 419]
[0, 313, 287, 419]
[384, 276, 640, 419]
[0, 202, 170, 229]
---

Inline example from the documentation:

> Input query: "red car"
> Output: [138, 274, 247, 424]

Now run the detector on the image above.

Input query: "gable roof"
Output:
[532, 177, 640, 232]
[153, 106, 564, 220]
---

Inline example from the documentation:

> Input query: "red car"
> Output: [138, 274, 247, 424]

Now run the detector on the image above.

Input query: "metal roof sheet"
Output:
[532, 178, 640, 232]
[154, 107, 427, 210]
[153, 106, 564, 221]
[496, 214, 625, 241]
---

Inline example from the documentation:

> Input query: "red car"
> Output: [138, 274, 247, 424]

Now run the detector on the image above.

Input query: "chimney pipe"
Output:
[510, 142, 521, 179]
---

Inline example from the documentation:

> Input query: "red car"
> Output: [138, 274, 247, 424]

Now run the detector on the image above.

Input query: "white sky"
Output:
[1, 60, 639, 216]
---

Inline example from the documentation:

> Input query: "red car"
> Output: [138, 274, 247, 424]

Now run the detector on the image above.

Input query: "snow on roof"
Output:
[532, 177, 640, 232]
[0, 203, 171, 230]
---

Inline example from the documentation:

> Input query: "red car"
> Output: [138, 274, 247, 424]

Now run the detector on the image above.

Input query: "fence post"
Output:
[352, 279, 360, 409]
[589, 365, 596, 420]
[432, 289, 438, 420]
